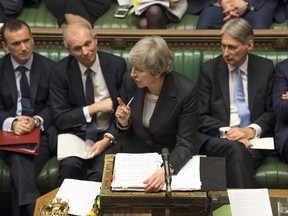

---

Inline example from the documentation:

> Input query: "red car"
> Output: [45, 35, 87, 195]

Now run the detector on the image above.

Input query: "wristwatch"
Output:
[33, 117, 40, 128]
[104, 133, 115, 144]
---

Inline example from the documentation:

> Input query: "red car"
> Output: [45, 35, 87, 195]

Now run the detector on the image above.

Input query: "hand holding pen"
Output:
[115, 97, 134, 127]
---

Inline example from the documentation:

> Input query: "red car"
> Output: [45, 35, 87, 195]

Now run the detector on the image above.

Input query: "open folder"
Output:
[0, 127, 40, 155]
[111, 153, 202, 191]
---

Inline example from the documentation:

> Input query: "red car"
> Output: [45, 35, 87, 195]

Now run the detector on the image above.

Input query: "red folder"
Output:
[0, 128, 41, 155]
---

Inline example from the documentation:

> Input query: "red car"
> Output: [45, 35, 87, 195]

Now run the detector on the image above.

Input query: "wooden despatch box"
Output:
[100, 154, 211, 216]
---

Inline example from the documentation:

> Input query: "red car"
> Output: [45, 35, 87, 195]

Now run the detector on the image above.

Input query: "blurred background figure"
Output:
[0, 0, 40, 23]
[46, 0, 112, 28]
[187, 0, 279, 29]
[137, 0, 187, 29]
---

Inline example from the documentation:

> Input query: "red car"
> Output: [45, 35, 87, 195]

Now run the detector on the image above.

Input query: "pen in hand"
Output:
[127, 97, 134, 106]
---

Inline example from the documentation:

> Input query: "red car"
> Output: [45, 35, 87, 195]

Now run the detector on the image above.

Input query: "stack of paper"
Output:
[111, 153, 202, 191]
[132, 0, 170, 15]
[56, 179, 101, 216]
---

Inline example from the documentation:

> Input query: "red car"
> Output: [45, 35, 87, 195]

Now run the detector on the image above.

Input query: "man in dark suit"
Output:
[50, 22, 127, 184]
[187, 0, 278, 29]
[273, 57, 288, 163]
[274, 0, 288, 23]
[0, 19, 56, 216]
[0, 0, 40, 22]
[197, 18, 274, 188]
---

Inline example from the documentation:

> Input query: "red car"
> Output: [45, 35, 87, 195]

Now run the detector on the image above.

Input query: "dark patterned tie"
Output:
[18, 66, 34, 116]
[234, 68, 250, 127]
[85, 68, 98, 141]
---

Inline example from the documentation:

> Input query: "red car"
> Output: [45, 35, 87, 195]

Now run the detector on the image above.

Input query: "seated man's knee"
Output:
[60, 156, 82, 171]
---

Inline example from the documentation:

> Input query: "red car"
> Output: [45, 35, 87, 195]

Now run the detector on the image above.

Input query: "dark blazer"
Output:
[0, 52, 57, 152]
[50, 51, 127, 139]
[197, 53, 275, 147]
[187, 0, 273, 14]
[273, 59, 288, 160]
[118, 71, 199, 174]
[274, 0, 288, 23]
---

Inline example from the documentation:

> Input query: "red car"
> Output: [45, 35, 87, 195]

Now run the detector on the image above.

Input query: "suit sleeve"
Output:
[198, 64, 228, 137]
[170, 80, 200, 174]
[50, 65, 87, 130]
[273, 61, 288, 123]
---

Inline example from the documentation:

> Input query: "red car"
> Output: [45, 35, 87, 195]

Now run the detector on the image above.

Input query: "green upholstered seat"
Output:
[255, 155, 288, 189]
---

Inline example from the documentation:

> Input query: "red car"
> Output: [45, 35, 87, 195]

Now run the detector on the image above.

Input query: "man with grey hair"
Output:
[197, 18, 274, 188]
[50, 22, 127, 185]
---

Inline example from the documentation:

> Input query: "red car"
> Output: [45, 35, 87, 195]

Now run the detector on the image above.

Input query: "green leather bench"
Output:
[16, 0, 288, 30]
[1, 49, 288, 213]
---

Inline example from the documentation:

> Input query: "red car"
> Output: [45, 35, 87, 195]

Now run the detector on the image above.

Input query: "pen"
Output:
[127, 97, 134, 106]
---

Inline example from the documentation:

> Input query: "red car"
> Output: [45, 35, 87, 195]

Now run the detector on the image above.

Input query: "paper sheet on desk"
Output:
[56, 179, 101, 216]
[228, 188, 273, 216]
[171, 155, 202, 190]
[111, 153, 201, 191]
[250, 137, 274, 150]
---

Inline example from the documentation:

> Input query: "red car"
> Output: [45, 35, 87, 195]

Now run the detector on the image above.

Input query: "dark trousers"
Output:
[200, 137, 268, 188]
[0, 133, 51, 216]
[58, 136, 121, 186]
[196, 0, 278, 29]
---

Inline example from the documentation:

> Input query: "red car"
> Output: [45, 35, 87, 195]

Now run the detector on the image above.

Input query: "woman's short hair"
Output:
[219, 18, 254, 44]
[128, 36, 173, 76]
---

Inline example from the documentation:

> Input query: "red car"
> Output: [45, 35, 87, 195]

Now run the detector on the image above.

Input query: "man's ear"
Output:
[1, 41, 9, 53]
[247, 40, 254, 52]
[93, 34, 98, 45]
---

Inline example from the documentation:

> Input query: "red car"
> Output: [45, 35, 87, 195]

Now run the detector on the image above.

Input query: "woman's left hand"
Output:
[143, 167, 165, 192]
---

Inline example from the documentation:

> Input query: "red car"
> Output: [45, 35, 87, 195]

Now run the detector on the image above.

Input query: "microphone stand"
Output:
[165, 192, 171, 216]
[162, 148, 172, 216]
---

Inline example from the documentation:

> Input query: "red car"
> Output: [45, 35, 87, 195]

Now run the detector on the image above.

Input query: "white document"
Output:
[117, 0, 132, 6]
[57, 133, 94, 161]
[250, 137, 274, 150]
[56, 179, 101, 216]
[133, 0, 170, 15]
[111, 153, 201, 191]
[112, 152, 161, 190]
[171, 155, 201, 190]
[228, 188, 273, 216]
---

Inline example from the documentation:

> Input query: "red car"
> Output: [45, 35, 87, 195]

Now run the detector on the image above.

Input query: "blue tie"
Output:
[234, 68, 250, 128]
[85, 68, 98, 142]
[18, 66, 34, 116]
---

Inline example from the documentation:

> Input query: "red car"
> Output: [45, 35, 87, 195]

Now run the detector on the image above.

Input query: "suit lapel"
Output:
[149, 73, 177, 134]
[247, 54, 257, 111]
[70, 58, 86, 105]
[98, 52, 115, 99]
[132, 88, 154, 145]
[5, 59, 18, 104]
[30, 53, 41, 103]
[217, 59, 230, 115]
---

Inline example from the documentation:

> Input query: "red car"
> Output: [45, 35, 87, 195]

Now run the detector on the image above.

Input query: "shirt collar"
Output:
[228, 56, 249, 75]
[78, 53, 99, 75]
[11, 54, 33, 71]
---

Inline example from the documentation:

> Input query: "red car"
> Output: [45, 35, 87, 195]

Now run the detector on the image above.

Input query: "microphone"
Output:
[161, 148, 172, 197]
